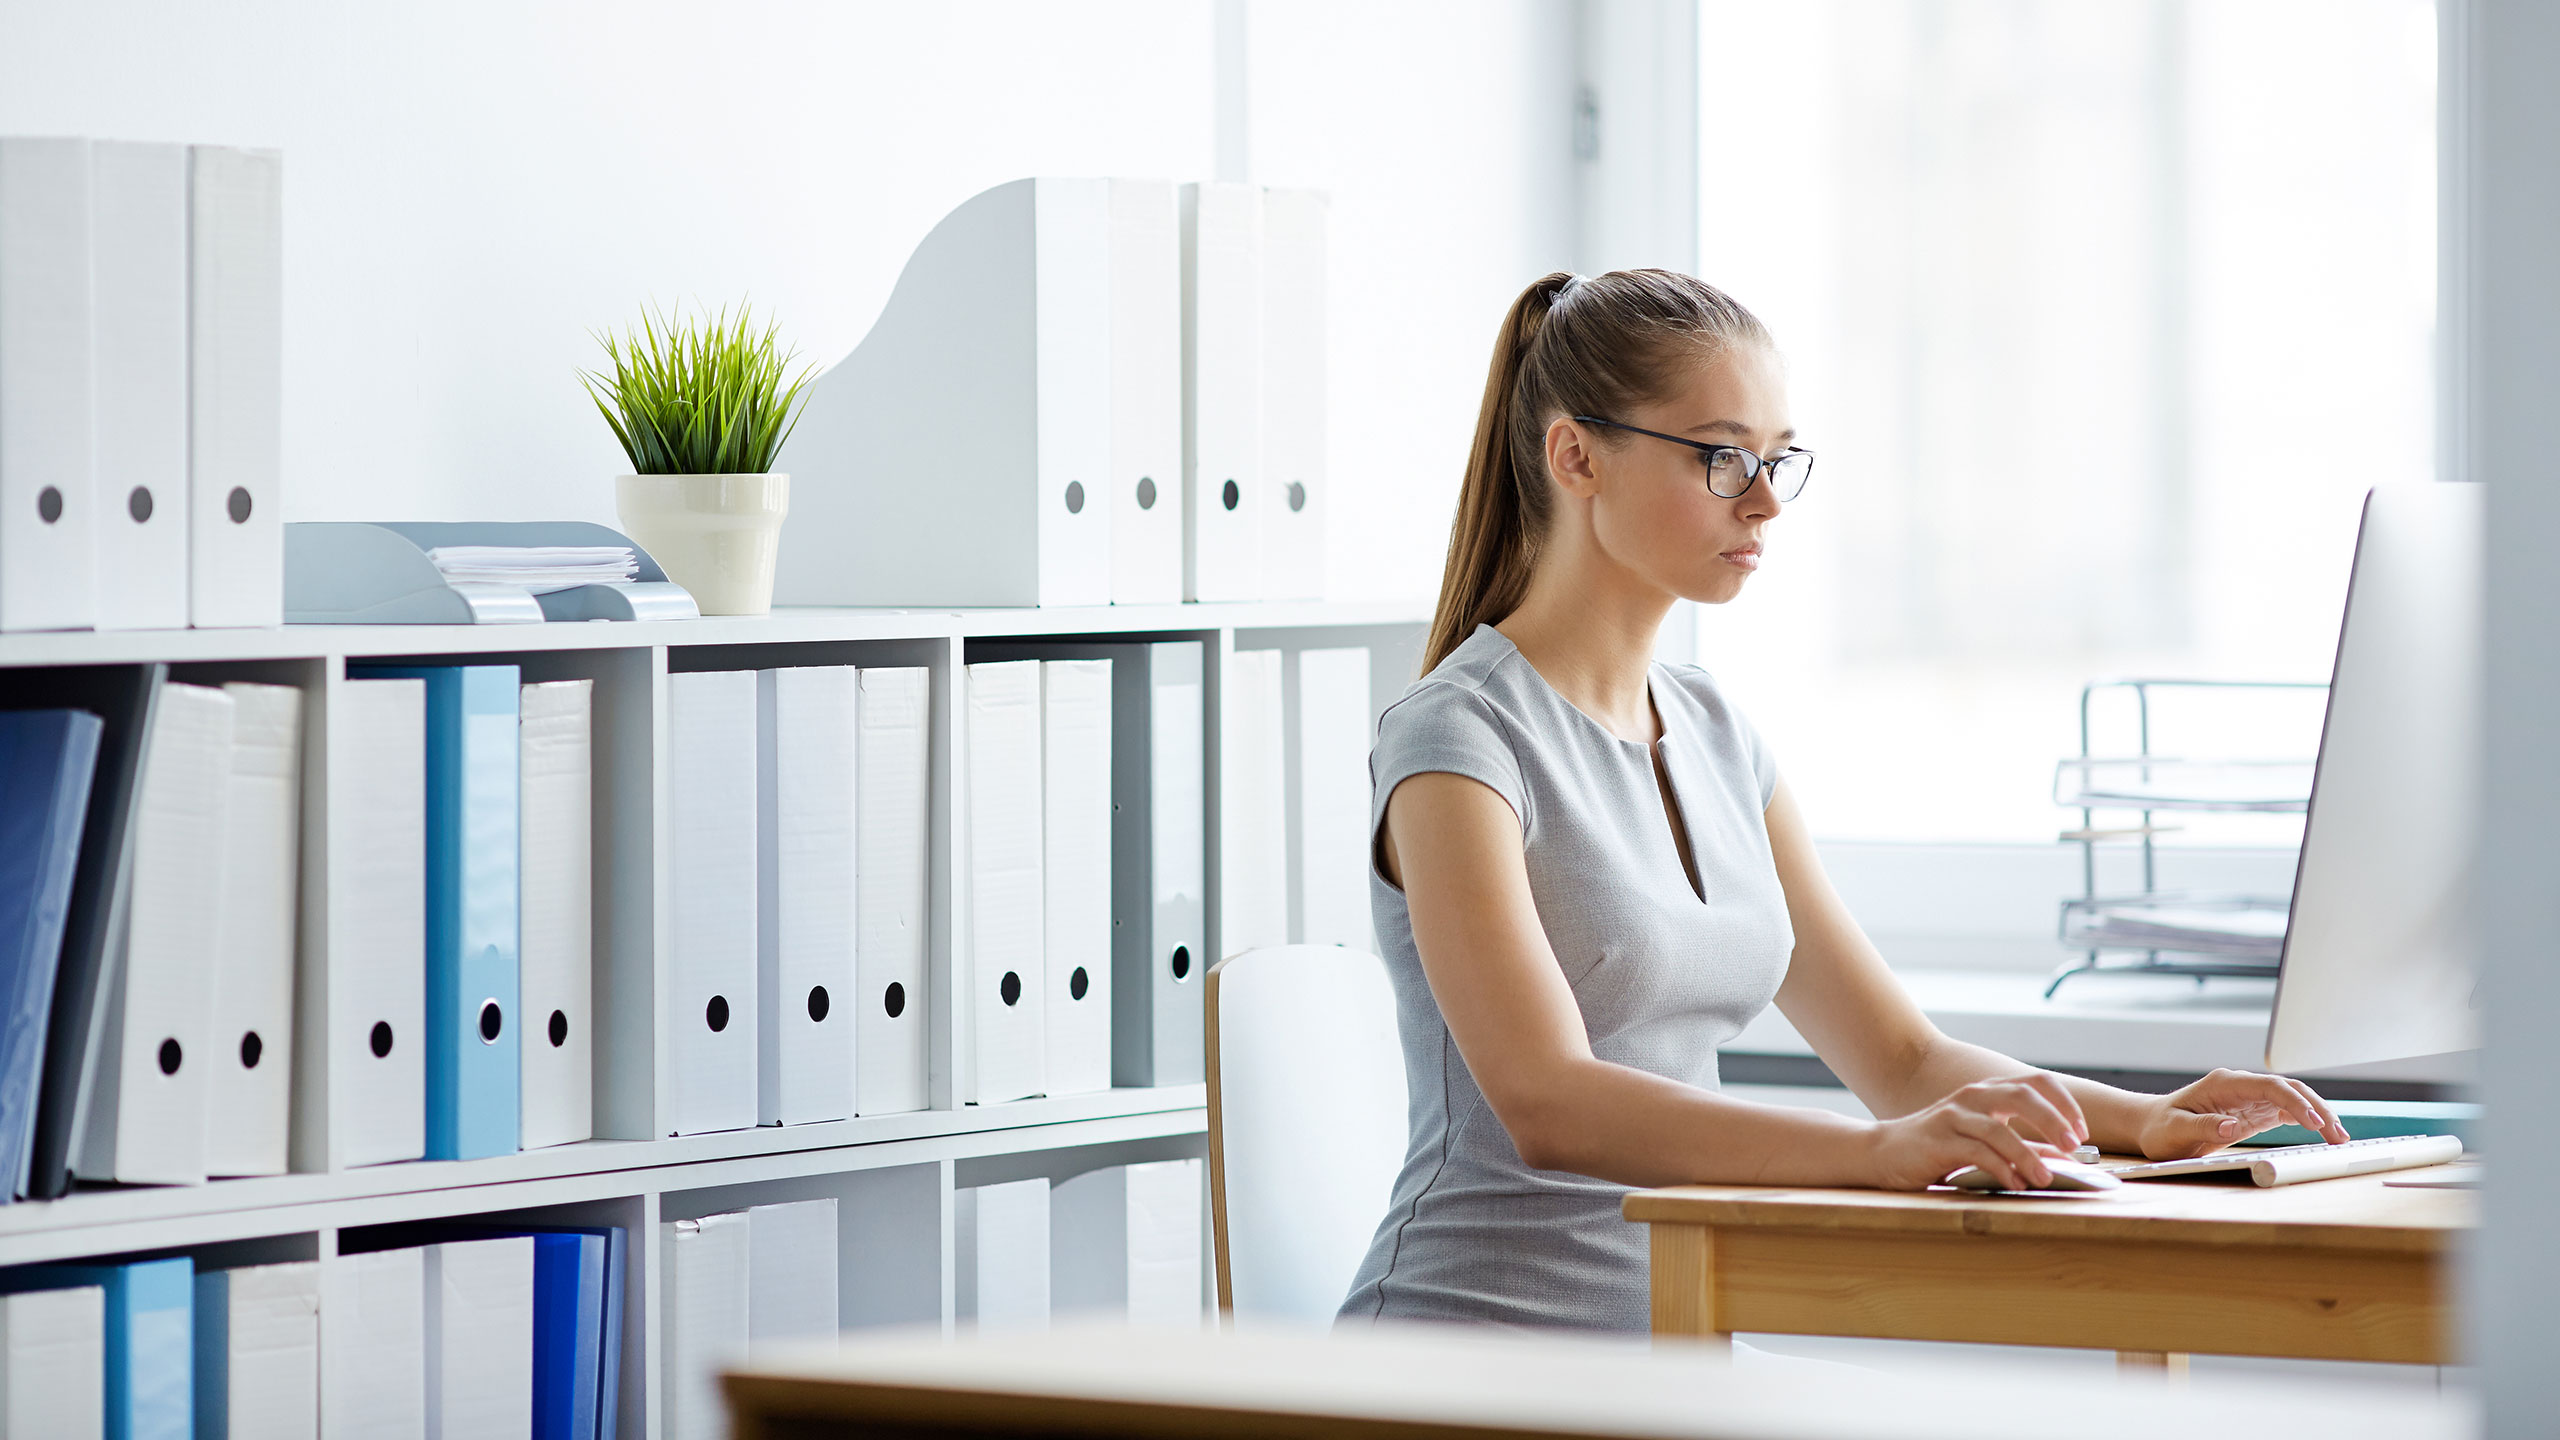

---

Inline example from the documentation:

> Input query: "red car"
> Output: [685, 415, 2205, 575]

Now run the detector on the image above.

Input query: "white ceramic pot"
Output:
[615, 473, 791, 616]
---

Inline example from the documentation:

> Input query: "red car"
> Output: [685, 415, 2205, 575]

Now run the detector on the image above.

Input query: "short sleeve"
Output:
[1369, 681, 1531, 842]
[1738, 709, 1778, 808]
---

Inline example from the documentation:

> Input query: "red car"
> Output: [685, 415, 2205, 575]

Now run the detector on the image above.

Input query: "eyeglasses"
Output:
[1570, 416, 1815, 502]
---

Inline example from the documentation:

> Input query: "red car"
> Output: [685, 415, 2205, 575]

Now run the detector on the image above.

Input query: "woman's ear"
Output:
[1546, 416, 1603, 500]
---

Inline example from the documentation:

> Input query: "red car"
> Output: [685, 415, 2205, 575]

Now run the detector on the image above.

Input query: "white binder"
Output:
[1221, 649, 1288, 958]
[955, 1179, 1050, 1331]
[0, 136, 97, 633]
[667, 670, 759, 1135]
[322, 1247, 426, 1440]
[964, 661, 1045, 1105]
[78, 680, 234, 1185]
[854, 667, 930, 1116]
[517, 680, 593, 1150]
[1181, 181, 1264, 602]
[90, 140, 191, 632]
[774, 177, 1113, 608]
[1108, 178, 1183, 604]
[1112, 642, 1205, 1086]
[1041, 660, 1113, 1096]
[747, 1198, 839, 1358]
[423, 1238, 534, 1440]
[661, 1212, 750, 1440]
[0, 1283, 103, 1440]
[205, 681, 301, 1177]
[195, 1261, 321, 1440]
[1294, 647, 1374, 953]
[326, 679, 427, 1169]
[1259, 187, 1328, 600]
[757, 667, 858, 1126]
[1051, 1158, 1203, 1328]
[187, 145, 283, 628]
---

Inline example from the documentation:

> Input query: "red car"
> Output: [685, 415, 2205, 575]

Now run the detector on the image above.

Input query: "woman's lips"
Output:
[1720, 545, 1762, 571]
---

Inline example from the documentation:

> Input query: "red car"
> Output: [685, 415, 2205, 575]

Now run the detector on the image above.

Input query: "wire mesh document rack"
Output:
[2048, 678, 2324, 998]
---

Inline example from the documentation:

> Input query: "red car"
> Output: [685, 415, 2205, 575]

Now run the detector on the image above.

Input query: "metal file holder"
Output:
[283, 521, 701, 624]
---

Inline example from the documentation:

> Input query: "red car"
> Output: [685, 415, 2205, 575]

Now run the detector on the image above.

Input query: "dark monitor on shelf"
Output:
[2266, 483, 2481, 1073]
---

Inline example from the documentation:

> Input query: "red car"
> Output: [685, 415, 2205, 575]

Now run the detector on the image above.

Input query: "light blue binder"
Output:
[350, 664, 522, 1159]
[10, 1254, 193, 1440]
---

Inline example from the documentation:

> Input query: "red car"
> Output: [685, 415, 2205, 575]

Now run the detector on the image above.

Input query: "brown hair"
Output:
[1422, 269, 1772, 673]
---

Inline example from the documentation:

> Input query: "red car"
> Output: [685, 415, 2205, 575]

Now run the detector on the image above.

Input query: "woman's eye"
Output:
[1702, 448, 1746, 476]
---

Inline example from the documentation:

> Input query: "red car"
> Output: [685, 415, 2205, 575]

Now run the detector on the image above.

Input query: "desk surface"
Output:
[1626, 1169, 2473, 1254]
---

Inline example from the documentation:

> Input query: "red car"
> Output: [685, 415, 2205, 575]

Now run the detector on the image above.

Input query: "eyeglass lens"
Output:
[1708, 449, 1813, 501]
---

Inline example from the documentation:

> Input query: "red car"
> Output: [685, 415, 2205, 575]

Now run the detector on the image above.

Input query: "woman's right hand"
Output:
[1861, 1074, 2089, 1191]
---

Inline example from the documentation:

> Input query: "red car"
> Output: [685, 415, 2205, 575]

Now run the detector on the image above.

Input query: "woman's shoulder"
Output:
[1379, 626, 1537, 744]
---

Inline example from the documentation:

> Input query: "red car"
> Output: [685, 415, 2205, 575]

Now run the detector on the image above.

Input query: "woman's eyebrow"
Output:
[1683, 419, 1799, 444]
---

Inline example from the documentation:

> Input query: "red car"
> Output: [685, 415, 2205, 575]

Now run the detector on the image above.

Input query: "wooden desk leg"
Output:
[2117, 1351, 2191, 1380]
[1650, 1223, 1729, 1350]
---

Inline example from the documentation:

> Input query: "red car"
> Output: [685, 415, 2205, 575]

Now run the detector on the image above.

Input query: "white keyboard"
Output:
[2109, 1133, 2465, 1188]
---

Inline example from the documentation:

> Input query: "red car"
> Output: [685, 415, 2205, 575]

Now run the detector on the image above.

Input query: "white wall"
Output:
[0, 0, 1578, 606]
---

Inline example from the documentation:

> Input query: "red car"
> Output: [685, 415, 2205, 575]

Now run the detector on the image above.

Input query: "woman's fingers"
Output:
[2276, 1076, 2347, 1142]
[1988, 1085, 2086, 1151]
[2160, 1107, 2240, 1158]
[1955, 1110, 2050, 1188]
[2021, 1071, 2090, 1143]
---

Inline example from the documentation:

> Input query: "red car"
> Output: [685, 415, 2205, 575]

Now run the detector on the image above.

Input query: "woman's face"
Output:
[1555, 344, 1795, 606]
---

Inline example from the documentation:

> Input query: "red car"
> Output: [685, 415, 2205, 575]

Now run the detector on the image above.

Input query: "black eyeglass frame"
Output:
[1569, 415, 1815, 501]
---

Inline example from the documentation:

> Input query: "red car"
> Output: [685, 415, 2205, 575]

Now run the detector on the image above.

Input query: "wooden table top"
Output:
[1624, 1169, 2474, 1254]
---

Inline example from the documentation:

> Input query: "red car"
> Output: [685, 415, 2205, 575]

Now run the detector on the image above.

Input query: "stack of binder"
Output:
[0, 136, 282, 633]
[776, 175, 1329, 608]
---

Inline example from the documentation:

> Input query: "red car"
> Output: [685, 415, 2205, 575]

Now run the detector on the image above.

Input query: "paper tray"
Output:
[284, 521, 700, 624]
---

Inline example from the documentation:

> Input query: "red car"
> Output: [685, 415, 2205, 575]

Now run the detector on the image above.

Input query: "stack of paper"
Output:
[422, 547, 638, 594]
[2069, 902, 2289, 962]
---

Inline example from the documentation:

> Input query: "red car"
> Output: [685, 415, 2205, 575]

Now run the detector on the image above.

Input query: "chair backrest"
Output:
[1206, 944, 1408, 1326]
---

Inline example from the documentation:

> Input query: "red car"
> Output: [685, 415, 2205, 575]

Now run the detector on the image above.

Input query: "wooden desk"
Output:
[1627, 1170, 2473, 1365]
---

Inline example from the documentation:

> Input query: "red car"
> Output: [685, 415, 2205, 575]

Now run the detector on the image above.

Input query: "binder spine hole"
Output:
[807, 986, 830, 1023]
[227, 486, 253, 523]
[239, 1031, 262, 1069]
[1069, 966, 1089, 1001]
[883, 982, 907, 1019]
[478, 1000, 503, 1043]
[128, 486, 154, 523]
[370, 1021, 394, 1058]
[999, 971, 1022, 1007]
[1288, 481, 1308, 513]
[1221, 479, 1240, 511]
[1064, 481, 1086, 514]
[548, 1010, 569, 1047]
[1170, 945, 1192, 980]
[706, 995, 731, 1032]
[35, 487, 60, 523]
[157, 1039, 182, 1076]
[1136, 476, 1157, 510]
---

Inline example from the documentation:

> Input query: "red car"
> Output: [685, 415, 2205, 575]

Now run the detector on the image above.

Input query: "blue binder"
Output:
[0, 710, 101, 1201]
[349, 664, 522, 1160]
[8, 1254, 193, 1440]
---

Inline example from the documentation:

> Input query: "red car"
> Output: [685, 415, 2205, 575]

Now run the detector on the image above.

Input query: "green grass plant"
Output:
[579, 301, 815, 475]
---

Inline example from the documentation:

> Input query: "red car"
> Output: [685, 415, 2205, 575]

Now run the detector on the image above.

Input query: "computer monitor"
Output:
[2266, 482, 2481, 1072]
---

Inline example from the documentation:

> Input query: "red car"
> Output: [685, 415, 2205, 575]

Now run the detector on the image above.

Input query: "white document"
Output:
[955, 1178, 1050, 1331]
[322, 1247, 426, 1440]
[0, 136, 98, 632]
[757, 667, 858, 1126]
[205, 682, 301, 1177]
[1052, 1159, 1203, 1328]
[1108, 177, 1183, 604]
[668, 670, 759, 1135]
[747, 1198, 839, 1358]
[1259, 187, 1328, 600]
[1294, 648, 1374, 953]
[196, 1261, 321, 1440]
[1220, 650, 1287, 958]
[423, 1238, 534, 1440]
[325, 679, 427, 1169]
[661, 1212, 751, 1440]
[1042, 661, 1113, 1096]
[1106, 642, 1205, 1087]
[0, 1284, 103, 1440]
[964, 661, 1046, 1105]
[1180, 181, 1264, 602]
[89, 140, 191, 632]
[517, 680, 593, 1150]
[186, 145, 283, 628]
[854, 667, 930, 1115]
[78, 680, 234, 1185]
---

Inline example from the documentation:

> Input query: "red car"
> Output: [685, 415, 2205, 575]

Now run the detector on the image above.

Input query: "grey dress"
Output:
[1337, 624, 1796, 1333]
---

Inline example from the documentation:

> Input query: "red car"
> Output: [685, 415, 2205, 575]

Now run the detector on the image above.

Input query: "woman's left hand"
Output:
[2136, 1068, 2349, 1160]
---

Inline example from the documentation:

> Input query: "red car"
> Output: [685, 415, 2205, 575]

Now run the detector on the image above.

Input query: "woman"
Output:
[1338, 269, 2347, 1332]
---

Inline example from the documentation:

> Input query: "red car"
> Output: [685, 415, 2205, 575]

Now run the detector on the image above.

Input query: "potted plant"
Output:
[580, 302, 815, 616]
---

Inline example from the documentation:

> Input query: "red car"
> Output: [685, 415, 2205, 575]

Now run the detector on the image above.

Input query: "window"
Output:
[1689, 0, 2437, 841]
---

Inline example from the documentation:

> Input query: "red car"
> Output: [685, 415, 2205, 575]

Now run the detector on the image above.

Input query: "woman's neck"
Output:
[1494, 552, 1675, 745]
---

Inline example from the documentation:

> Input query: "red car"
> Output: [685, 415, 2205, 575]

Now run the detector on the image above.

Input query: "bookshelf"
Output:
[1, 597, 1429, 1439]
